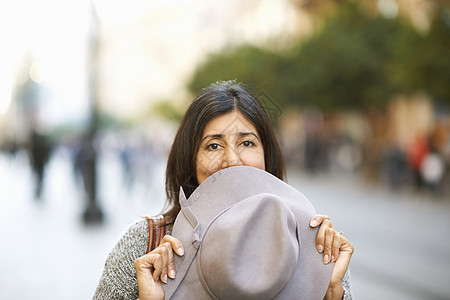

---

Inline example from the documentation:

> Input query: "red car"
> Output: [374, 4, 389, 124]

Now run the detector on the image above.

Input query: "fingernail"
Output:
[178, 247, 184, 255]
[317, 244, 324, 253]
[310, 220, 318, 227]
[163, 274, 168, 283]
[324, 254, 329, 264]
[170, 269, 176, 278]
[332, 255, 335, 262]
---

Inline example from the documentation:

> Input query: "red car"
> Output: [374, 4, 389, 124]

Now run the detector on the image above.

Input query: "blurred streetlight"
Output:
[81, 1, 103, 224]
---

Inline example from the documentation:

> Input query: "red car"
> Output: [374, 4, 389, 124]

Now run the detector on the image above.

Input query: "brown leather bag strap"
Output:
[145, 217, 155, 254]
[145, 215, 170, 254]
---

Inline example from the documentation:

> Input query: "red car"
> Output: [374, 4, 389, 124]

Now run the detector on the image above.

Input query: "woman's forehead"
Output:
[202, 111, 257, 135]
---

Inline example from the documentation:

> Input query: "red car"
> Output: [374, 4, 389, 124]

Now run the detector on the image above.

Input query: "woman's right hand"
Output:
[134, 235, 184, 300]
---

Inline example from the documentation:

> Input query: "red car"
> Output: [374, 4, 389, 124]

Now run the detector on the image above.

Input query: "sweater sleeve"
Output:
[342, 270, 353, 300]
[93, 220, 149, 300]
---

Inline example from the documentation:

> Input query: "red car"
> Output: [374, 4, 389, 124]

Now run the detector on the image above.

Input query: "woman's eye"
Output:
[241, 140, 255, 147]
[206, 143, 221, 150]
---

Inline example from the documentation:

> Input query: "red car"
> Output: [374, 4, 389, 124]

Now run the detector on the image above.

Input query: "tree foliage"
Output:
[281, 2, 421, 110]
[392, 8, 450, 104]
[188, 45, 284, 102]
[188, 2, 450, 111]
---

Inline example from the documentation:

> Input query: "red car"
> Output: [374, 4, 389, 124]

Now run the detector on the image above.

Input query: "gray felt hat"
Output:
[164, 166, 333, 299]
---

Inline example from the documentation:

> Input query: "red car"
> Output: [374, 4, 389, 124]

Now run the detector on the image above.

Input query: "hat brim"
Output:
[164, 166, 333, 299]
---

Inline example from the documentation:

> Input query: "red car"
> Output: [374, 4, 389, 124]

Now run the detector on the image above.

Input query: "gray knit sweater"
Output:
[93, 220, 353, 299]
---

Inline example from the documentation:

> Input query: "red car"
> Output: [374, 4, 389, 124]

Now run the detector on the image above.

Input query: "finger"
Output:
[161, 235, 184, 256]
[145, 247, 165, 282]
[323, 227, 335, 264]
[152, 244, 170, 283]
[331, 232, 343, 262]
[135, 256, 165, 299]
[310, 214, 330, 228]
[316, 218, 332, 253]
[160, 242, 172, 283]
[134, 253, 159, 271]
[152, 255, 163, 282]
[165, 241, 176, 279]
[330, 237, 355, 286]
[134, 253, 162, 281]
[161, 235, 182, 279]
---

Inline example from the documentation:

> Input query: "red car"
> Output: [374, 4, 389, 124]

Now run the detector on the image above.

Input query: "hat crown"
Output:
[197, 195, 299, 299]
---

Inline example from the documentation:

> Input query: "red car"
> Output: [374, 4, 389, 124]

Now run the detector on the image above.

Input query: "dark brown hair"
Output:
[164, 81, 285, 216]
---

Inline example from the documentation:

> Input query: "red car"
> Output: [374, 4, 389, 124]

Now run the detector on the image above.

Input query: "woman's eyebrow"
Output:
[239, 132, 260, 140]
[201, 132, 259, 143]
[201, 134, 224, 143]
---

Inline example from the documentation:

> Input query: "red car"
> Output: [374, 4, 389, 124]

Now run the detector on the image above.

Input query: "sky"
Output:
[0, 0, 302, 132]
[0, 0, 91, 131]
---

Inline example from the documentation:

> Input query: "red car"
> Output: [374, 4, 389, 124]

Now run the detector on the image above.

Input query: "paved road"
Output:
[1, 149, 449, 299]
[287, 170, 450, 300]
[0, 149, 167, 300]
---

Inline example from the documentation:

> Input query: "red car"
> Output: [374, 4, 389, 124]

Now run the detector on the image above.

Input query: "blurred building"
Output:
[92, 0, 442, 121]
[93, 0, 303, 120]
[0, 0, 447, 165]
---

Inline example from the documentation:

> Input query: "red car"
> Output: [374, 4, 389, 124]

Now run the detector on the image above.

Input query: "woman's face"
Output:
[196, 110, 265, 185]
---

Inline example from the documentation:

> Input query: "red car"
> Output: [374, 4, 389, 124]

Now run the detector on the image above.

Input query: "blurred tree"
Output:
[153, 100, 184, 122]
[186, 1, 449, 183]
[393, 6, 450, 104]
[281, 2, 419, 110]
[188, 2, 447, 110]
[188, 45, 284, 106]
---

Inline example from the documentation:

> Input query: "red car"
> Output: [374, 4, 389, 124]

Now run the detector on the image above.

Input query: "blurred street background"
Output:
[1, 0, 450, 299]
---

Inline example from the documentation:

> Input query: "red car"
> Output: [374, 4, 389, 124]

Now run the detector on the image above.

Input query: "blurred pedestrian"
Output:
[94, 81, 354, 300]
[421, 124, 447, 193]
[75, 134, 103, 223]
[303, 109, 327, 173]
[421, 148, 445, 193]
[28, 129, 51, 199]
[385, 143, 409, 189]
[407, 135, 429, 189]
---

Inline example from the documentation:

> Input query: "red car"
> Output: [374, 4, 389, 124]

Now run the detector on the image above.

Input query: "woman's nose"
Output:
[221, 148, 242, 169]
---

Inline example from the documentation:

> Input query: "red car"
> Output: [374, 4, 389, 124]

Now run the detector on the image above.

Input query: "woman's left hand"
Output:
[310, 215, 354, 300]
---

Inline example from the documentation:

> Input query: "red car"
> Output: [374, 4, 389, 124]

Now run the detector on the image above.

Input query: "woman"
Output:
[94, 81, 354, 300]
